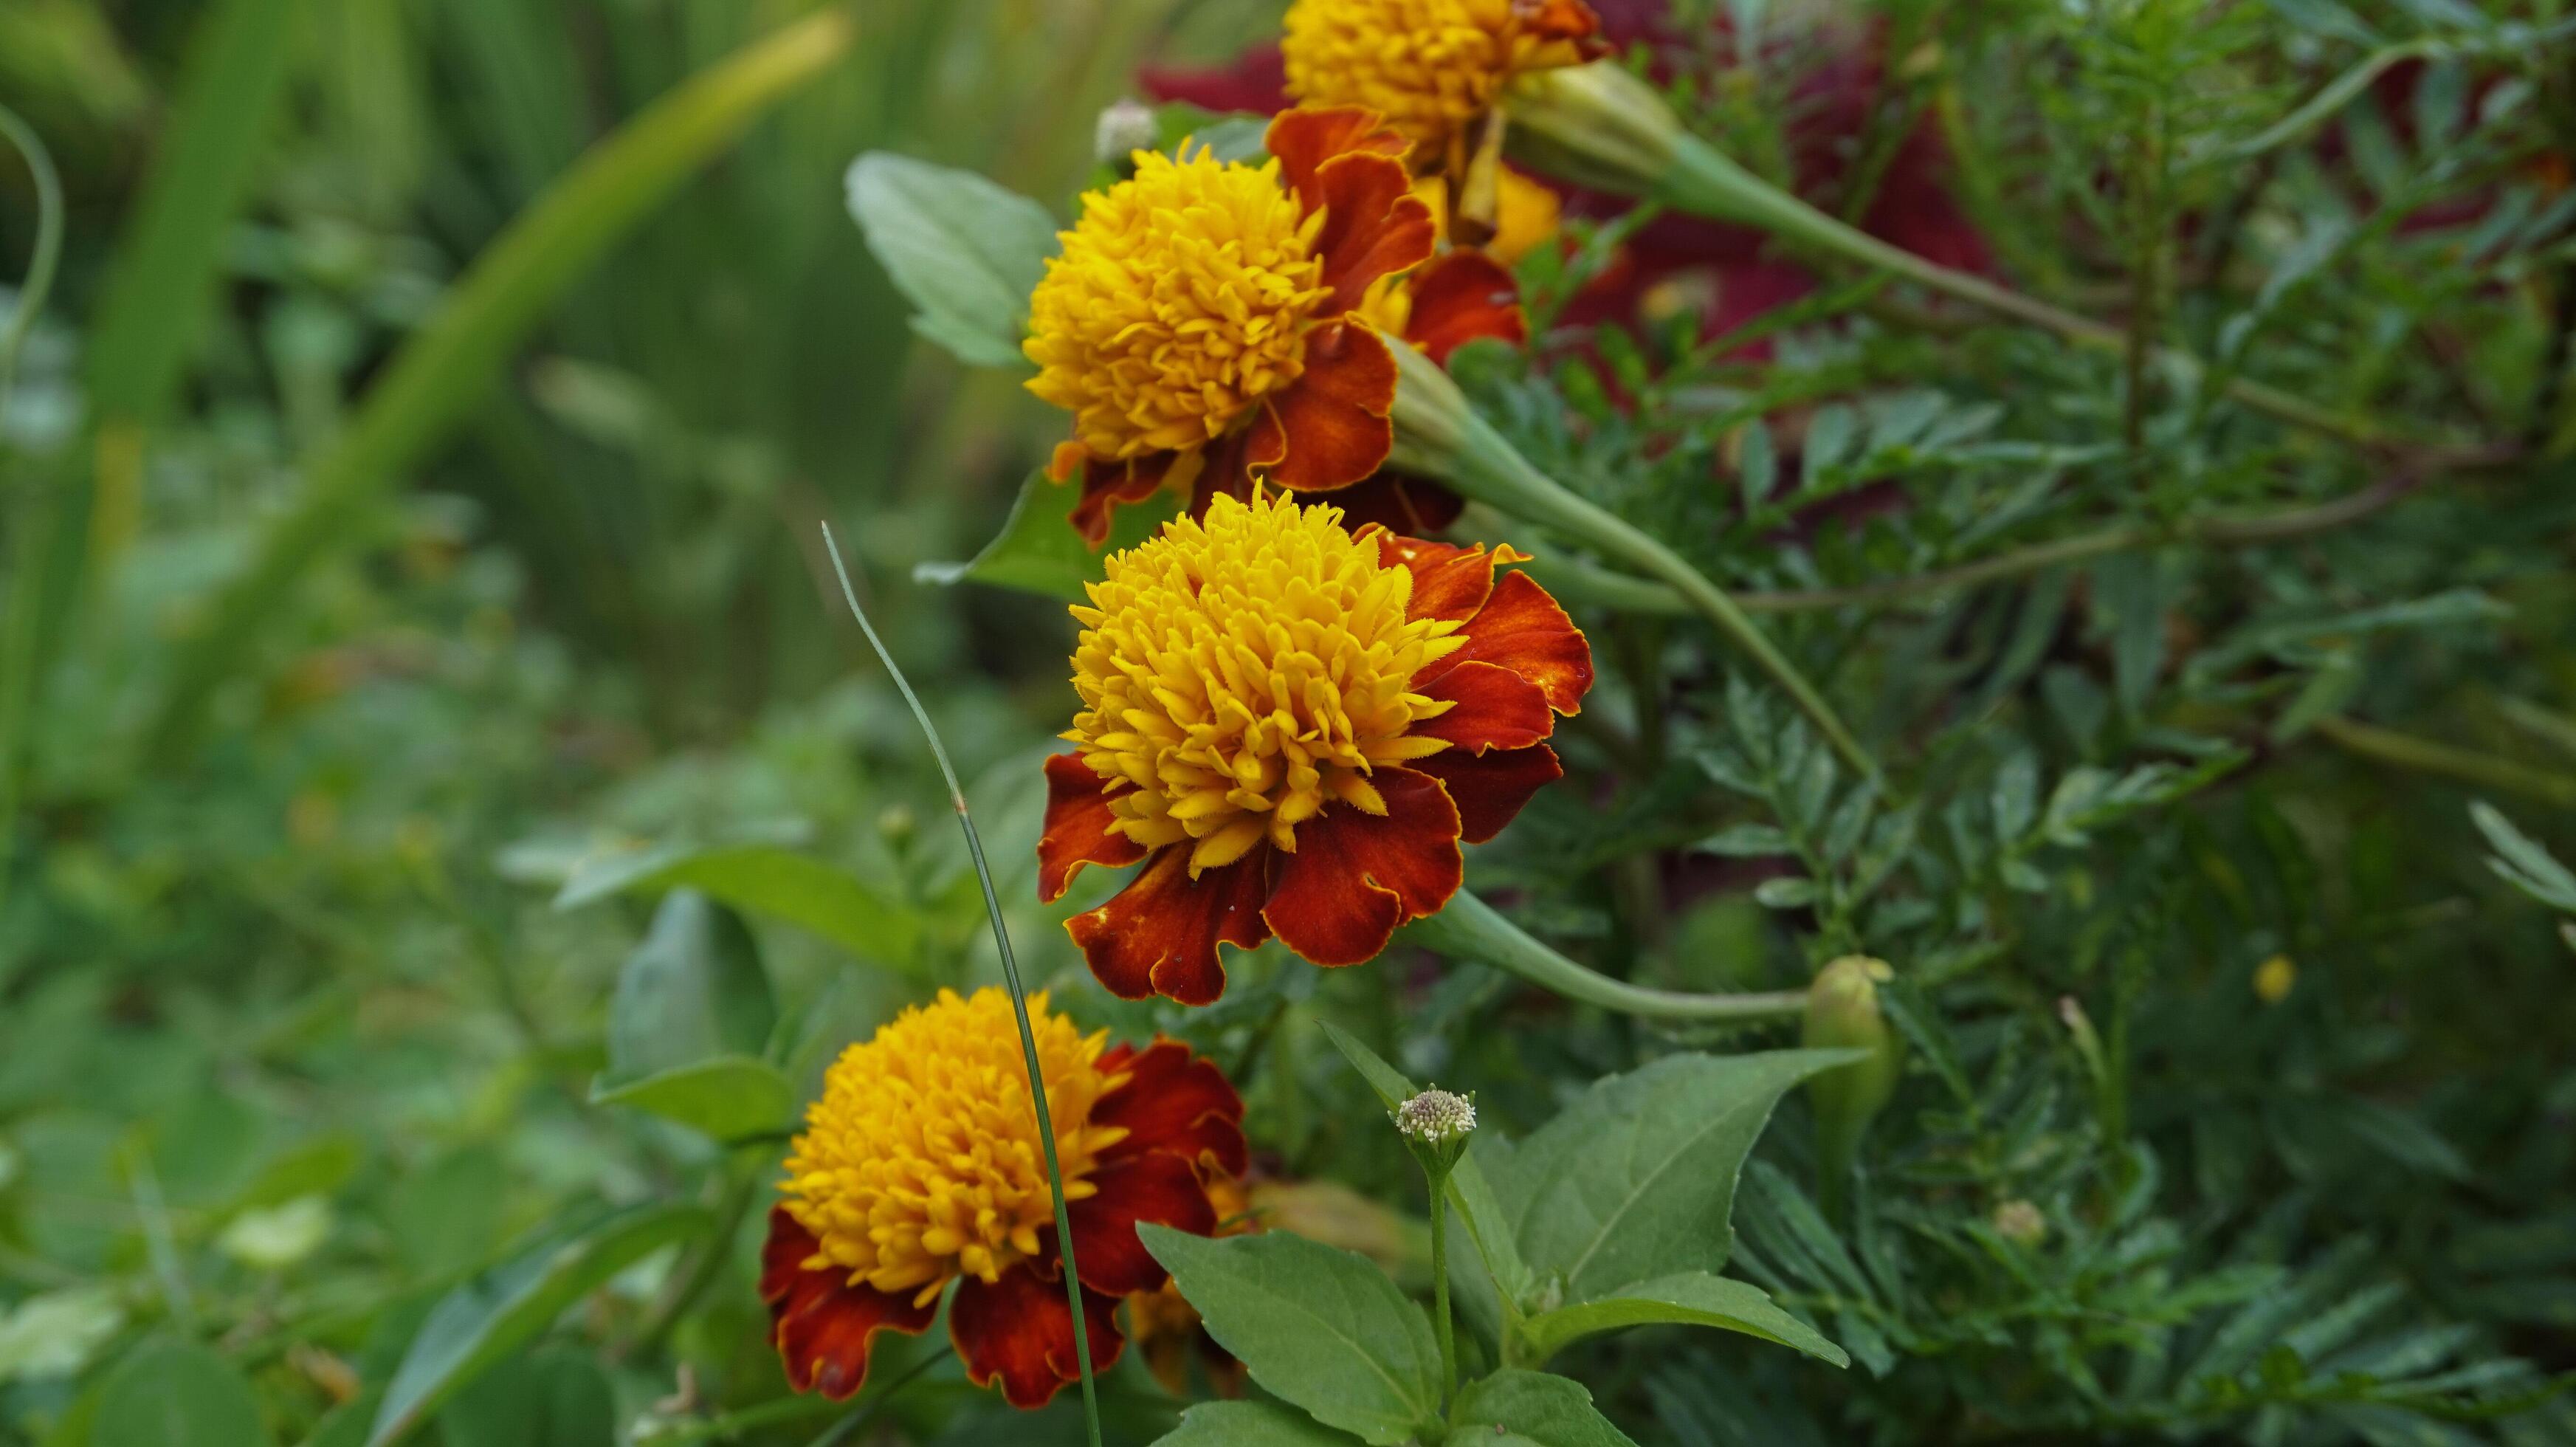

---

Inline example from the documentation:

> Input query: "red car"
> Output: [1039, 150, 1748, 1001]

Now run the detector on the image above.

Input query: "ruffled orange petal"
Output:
[1261, 766, 1462, 966]
[1529, 0, 1607, 47]
[1415, 659, 1555, 753]
[1377, 533, 1504, 624]
[1093, 1039, 1252, 1177]
[1308, 149, 1436, 312]
[1250, 320, 1398, 493]
[1039, 753, 1147, 903]
[760, 1208, 937, 1400]
[1414, 742, 1563, 845]
[1067, 847, 1272, 1006]
[1452, 569, 1594, 715]
[951, 1263, 1124, 1410]
[1267, 106, 1408, 214]
[1064, 1151, 1219, 1296]
[1402, 250, 1528, 365]
[1067, 450, 1188, 546]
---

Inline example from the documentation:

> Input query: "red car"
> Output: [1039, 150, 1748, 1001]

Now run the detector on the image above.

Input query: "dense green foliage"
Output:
[1, 0, 2574, 1444]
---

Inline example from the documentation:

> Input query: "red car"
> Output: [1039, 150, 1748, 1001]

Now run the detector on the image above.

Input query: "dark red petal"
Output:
[1453, 569, 1594, 715]
[1310, 151, 1436, 312]
[760, 1209, 937, 1400]
[1139, 46, 1287, 117]
[1253, 321, 1397, 493]
[1261, 767, 1463, 966]
[1064, 1151, 1219, 1296]
[1413, 743, 1563, 845]
[1067, 847, 1272, 1006]
[1067, 450, 1183, 546]
[1092, 1039, 1251, 1177]
[1377, 533, 1501, 624]
[1403, 250, 1529, 365]
[1324, 472, 1465, 536]
[1416, 660, 1555, 753]
[951, 1265, 1125, 1410]
[1529, 0, 1608, 47]
[1266, 106, 1408, 213]
[1039, 753, 1146, 904]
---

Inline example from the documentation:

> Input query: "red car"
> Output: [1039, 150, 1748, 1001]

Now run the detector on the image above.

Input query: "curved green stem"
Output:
[2313, 715, 2576, 809]
[822, 526, 1102, 1447]
[0, 104, 63, 411]
[1405, 889, 1810, 1023]
[1388, 342, 1878, 783]
[1428, 1177, 1457, 1409]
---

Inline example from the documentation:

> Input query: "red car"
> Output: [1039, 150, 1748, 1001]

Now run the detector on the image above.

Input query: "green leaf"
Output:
[1446, 1370, 1638, 1447]
[149, 8, 857, 757]
[1695, 822, 1791, 857]
[844, 152, 1058, 370]
[1318, 1021, 1536, 1307]
[1140, 1225, 1442, 1446]
[1515, 1271, 1847, 1367]
[1155, 1401, 1364, 1446]
[559, 842, 925, 974]
[2471, 802, 2576, 912]
[1487, 1050, 1859, 1303]
[367, 1202, 711, 1446]
[436, 1344, 616, 1447]
[590, 1056, 795, 1142]
[915, 468, 1180, 601]
[601, 891, 776, 1077]
[92, 1339, 272, 1447]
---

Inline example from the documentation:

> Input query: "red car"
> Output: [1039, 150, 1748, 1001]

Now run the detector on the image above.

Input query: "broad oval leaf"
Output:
[845, 152, 1058, 370]
[1445, 1370, 1638, 1447]
[93, 1339, 272, 1447]
[557, 842, 925, 974]
[1514, 1271, 1847, 1367]
[1140, 1224, 1442, 1446]
[1490, 1050, 1860, 1303]
[590, 1054, 796, 1142]
[367, 1202, 711, 1446]
[602, 891, 774, 1081]
[915, 468, 1179, 601]
[1157, 1401, 1364, 1446]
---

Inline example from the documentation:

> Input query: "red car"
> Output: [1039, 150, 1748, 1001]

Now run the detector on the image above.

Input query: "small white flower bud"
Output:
[1396, 1088, 1477, 1146]
[1094, 98, 1158, 168]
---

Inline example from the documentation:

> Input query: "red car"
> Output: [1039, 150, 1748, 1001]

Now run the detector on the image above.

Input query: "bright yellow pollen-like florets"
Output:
[780, 988, 1129, 1305]
[1067, 491, 1466, 876]
[1284, 0, 1554, 148]
[1024, 146, 1332, 463]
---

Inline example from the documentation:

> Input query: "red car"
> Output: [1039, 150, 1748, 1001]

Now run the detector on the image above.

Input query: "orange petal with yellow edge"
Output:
[760, 1208, 937, 1400]
[1451, 568, 1594, 715]
[1094, 1039, 1251, 1177]
[1252, 320, 1397, 493]
[1063, 1150, 1218, 1296]
[950, 1262, 1124, 1410]
[1415, 660, 1555, 753]
[1067, 846, 1271, 1006]
[1403, 250, 1527, 365]
[1261, 767, 1461, 967]
[1039, 753, 1146, 904]
[1267, 106, 1408, 213]
[1415, 743, 1564, 845]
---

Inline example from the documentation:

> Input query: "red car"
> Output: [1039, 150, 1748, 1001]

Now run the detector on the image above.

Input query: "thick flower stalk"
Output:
[1039, 489, 1593, 1005]
[760, 987, 1246, 1409]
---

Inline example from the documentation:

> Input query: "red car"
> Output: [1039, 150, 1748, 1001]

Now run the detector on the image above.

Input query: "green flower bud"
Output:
[1803, 955, 1903, 1218]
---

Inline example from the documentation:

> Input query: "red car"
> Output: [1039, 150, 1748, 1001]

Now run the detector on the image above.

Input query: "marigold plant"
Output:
[1037, 489, 1592, 1004]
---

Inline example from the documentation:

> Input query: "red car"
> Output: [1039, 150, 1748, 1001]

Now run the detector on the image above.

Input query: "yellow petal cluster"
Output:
[780, 988, 1127, 1305]
[1283, 0, 1594, 149]
[1066, 491, 1464, 875]
[1024, 146, 1332, 463]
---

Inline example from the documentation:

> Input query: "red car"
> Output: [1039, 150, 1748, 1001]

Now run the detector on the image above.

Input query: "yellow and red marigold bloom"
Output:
[760, 988, 1245, 1409]
[1281, 0, 1605, 159]
[1025, 108, 1441, 546]
[1037, 489, 1593, 1006]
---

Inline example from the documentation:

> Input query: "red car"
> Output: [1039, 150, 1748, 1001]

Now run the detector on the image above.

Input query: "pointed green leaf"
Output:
[1492, 1050, 1859, 1302]
[1140, 1225, 1442, 1446]
[1515, 1271, 1847, 1367]
[558, 843, 925, 974]
[601, 891, 775, 1079]
[1156, 1401, 1364, 1446]
[1446, 1370, 1638, 1447]
[845, 152, 1058, 369]
[915, 468, 1179, 601]
[93, 1340, 272, 1447]
[590, 1055, 796, 1142]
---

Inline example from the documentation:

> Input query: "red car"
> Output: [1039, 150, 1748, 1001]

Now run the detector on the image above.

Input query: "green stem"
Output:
[1428, 1175, 1457, 1410]
[1388, 342, 1878, 783]
[820, 526, 1102, 1447]
[2312, 715, 2576, 809]
[0, 103, 65, 898]
[1404, 888, 1810, 1023]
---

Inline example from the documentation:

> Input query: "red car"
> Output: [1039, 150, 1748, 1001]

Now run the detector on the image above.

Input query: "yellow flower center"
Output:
[780, 988, 1127, 1305]
[1067, 492, 1465, 875]
[1284, 0, 1583, 148]
[1025, 147, 1332, 463]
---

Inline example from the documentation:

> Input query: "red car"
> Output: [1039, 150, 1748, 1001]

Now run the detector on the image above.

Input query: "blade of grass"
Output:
[818, 522, 1102, 1447]
[146, 4, 857, 760]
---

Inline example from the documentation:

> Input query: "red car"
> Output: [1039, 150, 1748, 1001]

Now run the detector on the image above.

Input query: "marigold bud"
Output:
[1396, 1087, 1477, 1145]
[1804, 955, 1902, 1218]
[1092, 97, 1157, 168]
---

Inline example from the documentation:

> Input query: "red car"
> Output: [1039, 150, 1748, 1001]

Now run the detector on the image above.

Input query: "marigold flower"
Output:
[1281, 0, 1605, 154]
[1038, 490, 1593, 1006]
[760, 987, 1246, 1409]
[1024, 109, 1438, 545]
